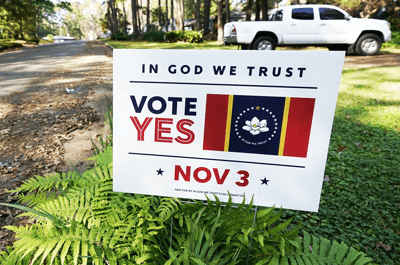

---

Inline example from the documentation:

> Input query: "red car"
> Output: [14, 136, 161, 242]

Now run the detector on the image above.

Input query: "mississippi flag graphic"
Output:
[203, 94, 315, 158]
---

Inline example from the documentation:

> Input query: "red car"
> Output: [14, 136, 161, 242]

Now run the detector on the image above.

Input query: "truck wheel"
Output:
[355, 34, 382, 56]
[252, 36, 276, 50]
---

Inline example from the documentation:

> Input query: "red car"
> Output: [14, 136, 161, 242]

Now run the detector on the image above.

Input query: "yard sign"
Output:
[113, 50, 345, 212]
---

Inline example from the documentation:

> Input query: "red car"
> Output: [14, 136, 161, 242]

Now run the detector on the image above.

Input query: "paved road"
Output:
[0, 40, 113, 250]
[0, 41, 89, 97]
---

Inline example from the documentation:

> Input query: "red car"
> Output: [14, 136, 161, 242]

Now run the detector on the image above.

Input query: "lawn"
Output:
[289, 67, 400, 264]
[105, 39, 400, 264]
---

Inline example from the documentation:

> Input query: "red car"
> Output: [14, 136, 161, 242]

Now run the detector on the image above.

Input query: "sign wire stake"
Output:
[247, 205, 258, 265]
[170, 210, 174, 248]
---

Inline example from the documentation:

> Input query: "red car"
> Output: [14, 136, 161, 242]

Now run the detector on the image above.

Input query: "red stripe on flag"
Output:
[283, 98, 315, 158]
[203, 94, 229, 151]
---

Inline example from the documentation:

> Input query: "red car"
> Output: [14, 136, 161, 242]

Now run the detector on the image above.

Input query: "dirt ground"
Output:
[0, 42, 399, 252]
[343, 51, 400, 69]
[0, 41, 112, 250]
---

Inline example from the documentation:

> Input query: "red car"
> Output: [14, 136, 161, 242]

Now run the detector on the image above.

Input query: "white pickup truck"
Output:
[223, 4, 391, 55]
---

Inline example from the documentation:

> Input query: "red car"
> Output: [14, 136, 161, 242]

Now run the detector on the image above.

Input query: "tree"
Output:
[195, 0, 201, 30]
[245, 0, 253, 21]
[63, 3, 85, 39]
[146, 0, 150, 30]
[203, 0, 211, 35]
[225, 0, 230, 23]
[261, 0, 268, 21]
[108, 0, 118, 34]
[174, 0, 184, 30]
[255, 0, 260, 21]
[217, 0, 223, 42]
[165, 0, 169, 31]
[170, 0, 174, 30]
[131, 0, 139, 38]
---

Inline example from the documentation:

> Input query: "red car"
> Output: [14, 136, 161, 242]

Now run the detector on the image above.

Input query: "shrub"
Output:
[184, 30, 203, 43]
[47, 34, 54, 42]
[111, 30, 131, 40]
[142, 30, 165, 42]
[382, 30, 400, 48]
[165, 30, 185, 42]
[165, 30, 203, 43]
[26, 36, 39, 45]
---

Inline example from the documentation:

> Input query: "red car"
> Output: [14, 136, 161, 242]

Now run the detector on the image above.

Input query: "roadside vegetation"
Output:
[102, 29, 400, 53]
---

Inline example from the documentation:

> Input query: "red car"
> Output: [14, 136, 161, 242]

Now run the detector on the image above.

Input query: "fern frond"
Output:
[86, 146, 113, 167]
[283, 231, 373, 265]
[11, 171, 79, 194]
[5, 220, 131, 265]
[14, 191, 57, 207]
[157, 197, 180, 220]
[0, 247, 31, 265]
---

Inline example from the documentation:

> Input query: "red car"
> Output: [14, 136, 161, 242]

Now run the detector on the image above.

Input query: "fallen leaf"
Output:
[376, 242, 392, 252]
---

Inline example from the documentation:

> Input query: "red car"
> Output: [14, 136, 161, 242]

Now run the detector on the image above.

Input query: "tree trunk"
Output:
[261, 0, 268, 21]
[36, 7, 40, 37]
[109, 0, 118, 33]
[131, 0, 139, 38]
[123, 2, 127, 34]
[195, 0, 201, 31]
[291, 0, 299, 4]
[106, 8, 112, 33]
[225, 0, 230, 23]
[146, 0, 150, 31]
[255, 0, 260, 21]
[246, 0, 253, 21]
[165, 0, 169, 31]
[203, 0, 210, 35]
[174, 0, 184, 31]
[158, 0, 162, 30]
[171, 0, 174, 30]
[217, 0, 223, 42]
[138, 0, 142, 34]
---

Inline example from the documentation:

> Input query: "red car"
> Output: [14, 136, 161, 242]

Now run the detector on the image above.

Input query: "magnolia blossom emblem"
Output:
[242, 117, 269, 135]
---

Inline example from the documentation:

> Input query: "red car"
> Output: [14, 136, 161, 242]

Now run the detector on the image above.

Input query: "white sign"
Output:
[113, 50, 345, 212]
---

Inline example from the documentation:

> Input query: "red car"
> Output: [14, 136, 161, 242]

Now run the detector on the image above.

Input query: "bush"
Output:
[47, 34, 54, 42]
[184, 30, 203, 43]
[165, 30, 203, 43]
[142, 30, 165, 42]
[111, 30, 131, 40]
[25, 36, 39, 45]
[382, 30, 400, 48]
[165, 30, 185, 42]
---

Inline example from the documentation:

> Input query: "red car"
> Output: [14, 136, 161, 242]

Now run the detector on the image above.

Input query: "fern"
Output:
[280, 231, 374, 265]
[1, 140, 374, 264]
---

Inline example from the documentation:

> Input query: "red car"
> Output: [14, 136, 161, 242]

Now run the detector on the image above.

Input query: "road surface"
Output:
[0, 40, 113, 250]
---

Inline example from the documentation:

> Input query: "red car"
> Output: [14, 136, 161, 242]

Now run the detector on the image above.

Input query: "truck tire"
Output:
[355, 34, 382, 56]
[252, 36, 276, 51]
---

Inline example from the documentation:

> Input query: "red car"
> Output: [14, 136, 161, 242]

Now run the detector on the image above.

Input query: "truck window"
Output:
[269, 9, 283, 21]
[292, 8, 314, 20]
[319, 8, 345, 20]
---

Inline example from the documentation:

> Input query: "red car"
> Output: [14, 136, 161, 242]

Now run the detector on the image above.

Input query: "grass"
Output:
[284, 67, 400, 264]
[103, 39, 239, 50]
[106, 38, 400, 264]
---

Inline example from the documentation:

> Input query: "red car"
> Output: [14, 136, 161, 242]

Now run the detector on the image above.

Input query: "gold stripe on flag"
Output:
[224, 95, 234, 152]
[278, 97, 291, 156]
